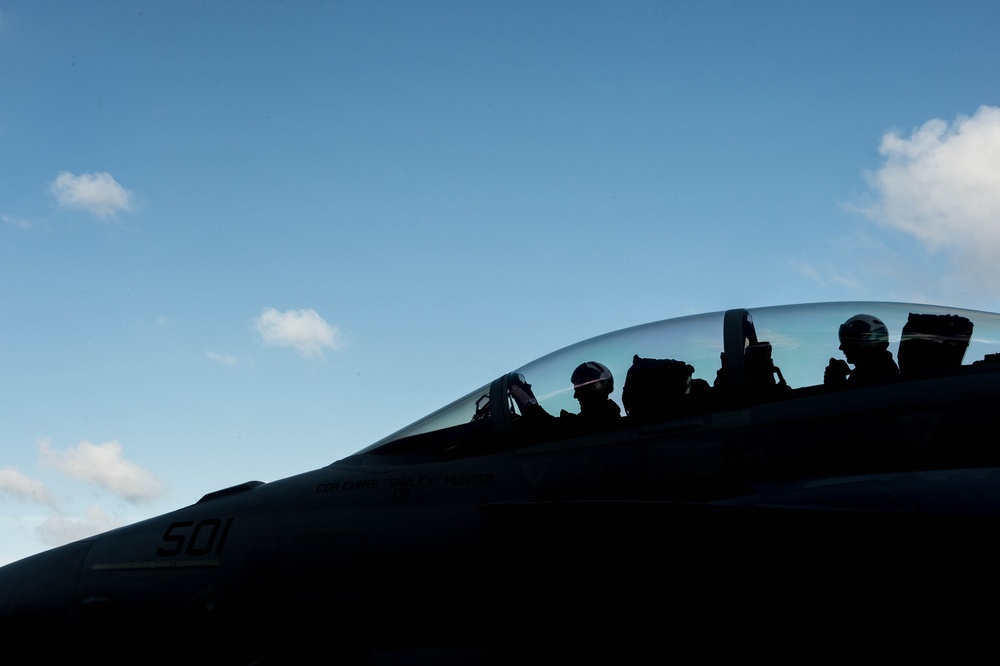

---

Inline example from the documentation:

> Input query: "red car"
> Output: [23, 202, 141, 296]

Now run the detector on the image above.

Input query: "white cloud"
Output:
[255, 307, 342, 359]
[49, 171, 135, 220]
[37, 506, 123, 547]
[0, 467, 53, 506]
[38, 439, 166, 504]
[861, 106, 1000, 294]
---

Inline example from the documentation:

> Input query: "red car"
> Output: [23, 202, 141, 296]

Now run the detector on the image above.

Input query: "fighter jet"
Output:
[3, 301, 999, 663]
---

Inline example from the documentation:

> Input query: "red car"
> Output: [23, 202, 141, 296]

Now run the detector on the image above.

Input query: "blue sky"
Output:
[2, 0, 1000, 564]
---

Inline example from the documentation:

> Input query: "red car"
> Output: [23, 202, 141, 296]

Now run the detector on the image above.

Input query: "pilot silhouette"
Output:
[824, 314, 899, 386]
[560, 361, 622, 422]
[508, 362, 621, 426]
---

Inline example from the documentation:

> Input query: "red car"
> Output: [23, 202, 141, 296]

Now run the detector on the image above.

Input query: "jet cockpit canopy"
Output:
[361, 302, 1000, 456]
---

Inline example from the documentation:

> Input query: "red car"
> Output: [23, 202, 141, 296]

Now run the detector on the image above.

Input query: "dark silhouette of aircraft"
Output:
[2, 301, 999, 663]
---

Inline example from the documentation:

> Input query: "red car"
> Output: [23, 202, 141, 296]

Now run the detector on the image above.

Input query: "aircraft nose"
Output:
[0, 541, 92, 628]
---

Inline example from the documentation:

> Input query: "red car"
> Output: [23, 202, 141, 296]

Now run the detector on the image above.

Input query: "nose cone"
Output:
[0, 541, 91, 629]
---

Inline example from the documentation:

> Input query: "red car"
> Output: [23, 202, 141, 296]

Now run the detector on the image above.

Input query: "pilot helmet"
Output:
[839, 314, 889, 348]
[571, 361, 613, 394]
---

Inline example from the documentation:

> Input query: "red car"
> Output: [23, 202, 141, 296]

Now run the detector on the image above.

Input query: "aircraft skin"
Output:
[2, 301, 1000, 663]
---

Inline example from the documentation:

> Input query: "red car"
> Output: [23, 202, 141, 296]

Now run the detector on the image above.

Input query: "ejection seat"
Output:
[715, 309, 788, 397]
[621, 356, 695, 422]
[897, 313, 973, 373]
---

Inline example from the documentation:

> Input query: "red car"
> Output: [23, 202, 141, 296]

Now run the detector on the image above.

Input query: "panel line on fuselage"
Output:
[90, 559, 221, 572]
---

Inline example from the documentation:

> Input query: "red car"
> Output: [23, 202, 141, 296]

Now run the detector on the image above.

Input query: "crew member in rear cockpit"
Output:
[824, 314, 899, 386]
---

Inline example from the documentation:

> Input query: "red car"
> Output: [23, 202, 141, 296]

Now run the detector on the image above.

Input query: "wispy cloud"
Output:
[0, 467, 54, 506]
[207, 350, 240, 366]
[860, 105, 1000, 296]
[788, 259, 862, 290]
[38, 439, 166, 504]
[1, 213, 34, 229]
[255, 307, 342, 359]
[49, 171, 135, 221]
[37, 506, 123, 546]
